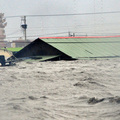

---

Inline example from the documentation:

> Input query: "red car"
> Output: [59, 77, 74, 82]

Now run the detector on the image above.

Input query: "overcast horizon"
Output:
[0, 0, 120, 40]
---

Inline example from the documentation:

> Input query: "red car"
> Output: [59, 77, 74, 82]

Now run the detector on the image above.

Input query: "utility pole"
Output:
[73, 33, 75, 37]
[68, 31, 75, 37]
[21, 16, 27, 41]
[68, 31, 71, 37]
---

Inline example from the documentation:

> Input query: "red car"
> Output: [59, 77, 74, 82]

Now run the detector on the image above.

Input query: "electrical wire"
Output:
[6, 32, 120, 39]
[7, 30, 21, 36]
[5, 10, 120, 18]
[6, 32, 69, 39]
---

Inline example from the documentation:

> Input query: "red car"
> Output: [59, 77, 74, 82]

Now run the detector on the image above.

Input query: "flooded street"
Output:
[0, 59, 120, 120]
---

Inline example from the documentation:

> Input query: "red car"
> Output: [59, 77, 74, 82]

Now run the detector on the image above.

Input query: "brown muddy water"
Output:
[0, 59, 120, 120]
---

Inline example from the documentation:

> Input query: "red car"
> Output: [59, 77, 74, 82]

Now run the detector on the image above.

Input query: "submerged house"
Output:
[14, 36, 120, 61]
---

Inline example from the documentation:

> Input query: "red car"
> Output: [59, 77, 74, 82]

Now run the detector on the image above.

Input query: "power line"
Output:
[6, 32, 68, 39]
[5, 10, 120, 18]
[6, 21, 120, 30]
[6, 32, 120, 39]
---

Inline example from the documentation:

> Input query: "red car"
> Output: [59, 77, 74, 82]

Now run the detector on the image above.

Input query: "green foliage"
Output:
[1, 47, 22, 52]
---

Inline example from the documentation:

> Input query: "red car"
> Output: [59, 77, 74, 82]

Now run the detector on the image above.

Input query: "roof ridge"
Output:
[40, 36, 120, 39]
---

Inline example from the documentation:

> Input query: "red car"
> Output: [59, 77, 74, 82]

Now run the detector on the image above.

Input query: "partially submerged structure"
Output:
[0, 49, 14, 66]
[13, 36, 120, 61]
[0, 49, 12, 59]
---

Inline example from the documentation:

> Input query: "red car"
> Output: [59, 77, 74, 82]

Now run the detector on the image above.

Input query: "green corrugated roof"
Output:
[42, 37, 120, 59]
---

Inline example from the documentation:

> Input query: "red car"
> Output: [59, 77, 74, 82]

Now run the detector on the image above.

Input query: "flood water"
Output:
[0, 59, 120, 120]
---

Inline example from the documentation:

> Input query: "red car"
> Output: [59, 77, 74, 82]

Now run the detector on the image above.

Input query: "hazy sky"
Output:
[0, 0, 120, 40]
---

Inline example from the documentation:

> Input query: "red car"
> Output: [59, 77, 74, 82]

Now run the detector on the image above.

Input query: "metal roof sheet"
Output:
[42, 37, 120, 59]
[24, 55, 60, 62]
